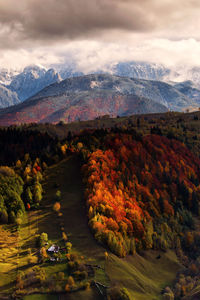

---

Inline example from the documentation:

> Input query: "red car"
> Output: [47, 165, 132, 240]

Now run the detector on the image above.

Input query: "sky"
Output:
[0, 0, 200, 71]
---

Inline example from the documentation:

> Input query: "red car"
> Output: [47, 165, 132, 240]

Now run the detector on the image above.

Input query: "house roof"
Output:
[48, 244, 60, 252]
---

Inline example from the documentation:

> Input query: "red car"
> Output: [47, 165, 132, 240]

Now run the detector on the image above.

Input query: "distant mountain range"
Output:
[30, 73, 194, 111]
[1, 61, 200, 108]
[172, 80, 200, 104]
[0, 73, 194, 126]
[0, 62, 200, 125]
[8, 65, 61, 102]
[0, 66, 61, 108]
[55, 61, 200, 87]
[112, 61, 171, 81]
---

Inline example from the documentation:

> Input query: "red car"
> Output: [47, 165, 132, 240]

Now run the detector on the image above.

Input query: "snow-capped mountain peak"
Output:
[0, 68, 19, 86]
[8, 65, 61, 101]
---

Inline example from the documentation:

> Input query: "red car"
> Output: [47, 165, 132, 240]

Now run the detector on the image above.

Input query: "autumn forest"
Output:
[1, 111, 200, 299]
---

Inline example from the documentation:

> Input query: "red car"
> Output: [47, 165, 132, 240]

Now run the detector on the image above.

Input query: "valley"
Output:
[0, 152, 184, 300]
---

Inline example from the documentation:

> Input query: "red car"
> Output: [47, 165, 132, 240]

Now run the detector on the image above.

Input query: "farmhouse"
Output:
[47, 244, 60, 253]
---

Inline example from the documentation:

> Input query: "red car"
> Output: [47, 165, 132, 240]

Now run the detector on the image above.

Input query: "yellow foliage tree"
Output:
[61, 144, 68, 154]
[77, 142, 83, 150]
[68, 276, 75, 287]
[40, 247, 48, 259]
[62, 232, 68, 241]
[104, 251, 108, 260]
[16, 160, 22, 168]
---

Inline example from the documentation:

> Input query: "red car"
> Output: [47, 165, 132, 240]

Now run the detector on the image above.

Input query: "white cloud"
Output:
[54, 38, 200, 72]
[0, 0, 200, 71]
[1, 38, 200, 72]
[0, 48, 62, 70]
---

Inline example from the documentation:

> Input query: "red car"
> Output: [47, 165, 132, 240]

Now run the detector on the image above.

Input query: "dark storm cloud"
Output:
[0, 0, 159, 48]
[0, 0, 200, 49]
[26, 0, 155, 38]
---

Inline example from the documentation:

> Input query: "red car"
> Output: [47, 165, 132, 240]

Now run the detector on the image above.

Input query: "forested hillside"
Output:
[82, 134, 200, 257]
[0, 112, 200, 299]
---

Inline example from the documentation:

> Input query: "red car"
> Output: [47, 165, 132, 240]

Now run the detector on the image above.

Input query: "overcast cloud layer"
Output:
[0, 0, 200, 70]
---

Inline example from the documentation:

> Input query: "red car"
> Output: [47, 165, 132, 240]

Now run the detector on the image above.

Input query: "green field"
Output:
[0, 212, 40, 295]
[0, 154, 183, 299]
[43, 156, 107, 261]
[23, 293, 102, 300]
[24, 294, 58, 300]
[106, 251, 181, 300]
